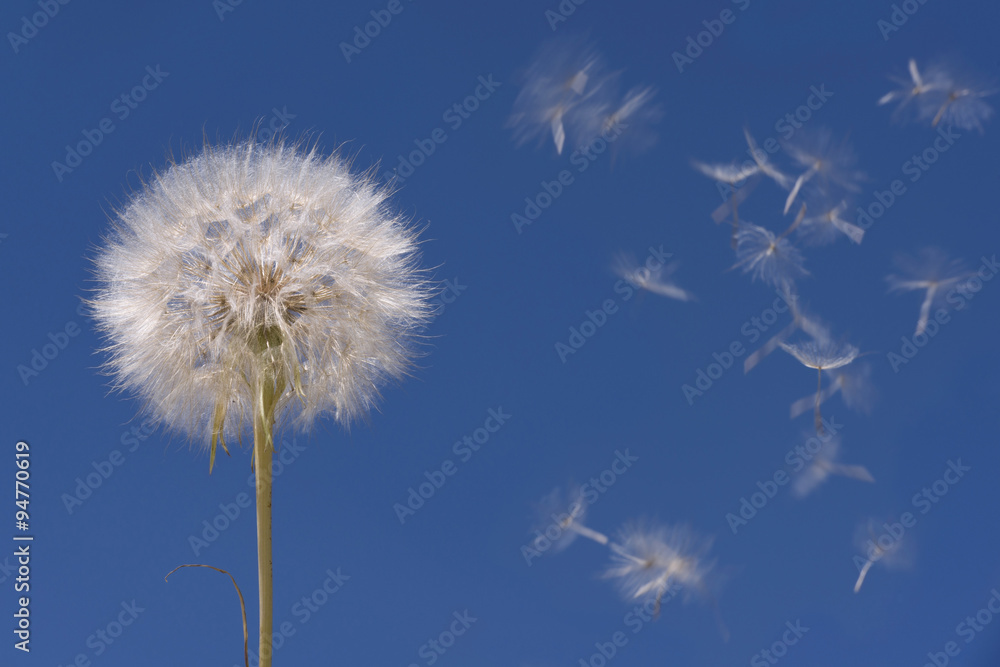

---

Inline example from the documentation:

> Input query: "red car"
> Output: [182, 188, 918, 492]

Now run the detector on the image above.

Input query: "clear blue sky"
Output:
[4, 0, 1000, 665]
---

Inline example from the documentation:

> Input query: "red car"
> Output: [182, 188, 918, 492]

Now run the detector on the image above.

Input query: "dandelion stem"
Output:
[253, 397, 274, 667]
[252, 329, 284, 667]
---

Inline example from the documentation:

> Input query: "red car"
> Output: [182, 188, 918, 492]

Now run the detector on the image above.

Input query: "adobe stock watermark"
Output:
[55, 600, 145, 666]
[189, 438, 308, 556]
[921, 587, 1000, 667]
[854, 459, 970, 576]
[716, 83, 834, 203]
[213, 0, 245, 21]
[725, 417, 843, 535]
[555, 245, 672, 364]
[254, 106, 296, 143]
[17, 301, 87, 386]
[233, 566, 350, 667]
[340, 0, 415, 63]
[682, 289, 796, 405]
[7, 0, 71, 54]
[671, 0, 751, 74]
[382, 74, 501, 184]
[887, 254, 998, 373]
[521, 448, 639, 565]
[855, 124, 961, 232]
[544, 0, 588, 31]
[749, 620, 809, 666]
[51, 65, 170, 182]
[61, 417, 157, 514]
[877, 0, 931, 41]
[429, 277, 468, 318]
[576, 584, 681, 667]
[407, 610, 477, 667]
[510, 119, 628, 235]
[393, 407, 512, 524]
[0, 556, 17, 586]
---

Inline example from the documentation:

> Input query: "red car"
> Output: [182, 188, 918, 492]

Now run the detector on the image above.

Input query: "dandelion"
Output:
[595, 84, 663, 162]
[780, 337, 859, 434]
[886, 247, 972, 336]
[606, 522, 728, 638]
[878, 59, 940, 119]
[780, 128, 863, 215]
[744, 289, 830, 374]
[530, 485, 608, 555]
[508, 37, 613, 155]
[880, 59, 995, 132]
[732, 207, 810, 292]
[744, 127, 793, 189]
[791, 436, 874, 499]
[90, 139, 431, 666]
[853, 518, 911, 593]
[692, 159, 761, 246]
[789, 361, 875, 418]
[612, 252, 696, 302]
[796, 200, 865, 246]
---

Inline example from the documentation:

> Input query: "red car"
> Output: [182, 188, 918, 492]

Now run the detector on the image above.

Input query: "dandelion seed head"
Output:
[91, 140, 432, 446]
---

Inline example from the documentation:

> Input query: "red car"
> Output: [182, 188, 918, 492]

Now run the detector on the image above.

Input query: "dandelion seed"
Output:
[781, 129, 863, 214]
[744, 127, 792, 189]
[789, 361, 875, 418]
[797, 200, 865, 245]
[732, 214, 809, 292]
[606, 522, 728, 638]
[595, 84, 663, 162]
[692, 159, 762, 246]
[791, 436, 874, 499]
[613, 252, 696, 302]
[853, 518, 911, 593]
[878, 59, 940, 116]
[780, 337, 859, 434]
[744, 290, 830, 374]
[508, 38, 614, 155]
[530, 485, 607, 554]
[917, 62, 994, 132]
[90, 139, 431, 667]
[886, 247, 973, 336]
[880, 59, 995, 132]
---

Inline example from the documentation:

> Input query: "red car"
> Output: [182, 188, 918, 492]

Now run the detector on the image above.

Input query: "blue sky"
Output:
[4, 0, 1000, 665]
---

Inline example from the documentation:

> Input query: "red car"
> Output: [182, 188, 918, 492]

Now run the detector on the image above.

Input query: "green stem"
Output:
[252, 326, 284, 667]
[253, 385, 274, 667]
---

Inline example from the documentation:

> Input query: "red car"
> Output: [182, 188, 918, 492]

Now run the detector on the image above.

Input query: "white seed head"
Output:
[91, 140, 432, 446]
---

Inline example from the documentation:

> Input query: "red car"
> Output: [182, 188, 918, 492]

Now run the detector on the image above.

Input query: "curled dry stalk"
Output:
[165, 564, 249, 667]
